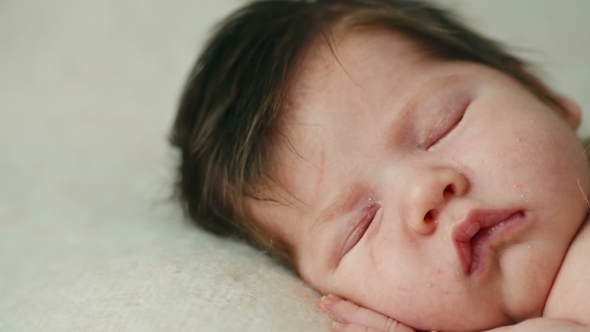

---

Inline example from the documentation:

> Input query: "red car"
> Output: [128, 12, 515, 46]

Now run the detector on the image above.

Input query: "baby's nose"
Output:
[406, 167, 468, 235]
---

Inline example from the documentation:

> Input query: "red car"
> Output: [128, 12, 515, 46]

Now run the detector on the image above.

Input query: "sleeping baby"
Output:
[169, 0, 590, 331]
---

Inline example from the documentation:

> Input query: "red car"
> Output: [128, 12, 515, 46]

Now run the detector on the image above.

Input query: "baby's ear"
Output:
[554, 93, 582, 129]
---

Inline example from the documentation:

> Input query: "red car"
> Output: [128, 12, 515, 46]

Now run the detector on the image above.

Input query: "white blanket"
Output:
[1, 0, 589, 331]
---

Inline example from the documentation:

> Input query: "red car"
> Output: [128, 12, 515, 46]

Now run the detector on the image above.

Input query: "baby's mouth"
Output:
[452, 209, 526, 276]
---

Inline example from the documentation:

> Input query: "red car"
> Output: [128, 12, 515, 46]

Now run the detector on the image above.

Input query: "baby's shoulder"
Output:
[543, 217, 590, 325]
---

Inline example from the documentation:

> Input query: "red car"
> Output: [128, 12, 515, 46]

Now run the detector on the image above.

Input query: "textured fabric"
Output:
[1, 0, 589, 331]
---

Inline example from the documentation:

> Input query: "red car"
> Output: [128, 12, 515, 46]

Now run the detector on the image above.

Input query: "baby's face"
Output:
[249, 28, 589, 331]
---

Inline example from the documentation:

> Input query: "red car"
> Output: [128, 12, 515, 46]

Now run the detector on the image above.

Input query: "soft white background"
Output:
[1, 1, 589, 331]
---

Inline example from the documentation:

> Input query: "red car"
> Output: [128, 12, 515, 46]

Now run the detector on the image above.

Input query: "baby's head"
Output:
[171, 1, 589, 330]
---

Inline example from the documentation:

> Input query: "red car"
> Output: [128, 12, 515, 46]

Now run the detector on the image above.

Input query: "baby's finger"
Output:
[332, 322, 381, 332]
[332, 322, 414, 332]
[318, 295, 414, 332]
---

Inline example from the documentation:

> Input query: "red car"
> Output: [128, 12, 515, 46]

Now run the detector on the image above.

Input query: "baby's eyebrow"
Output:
[400, 74, 463, 112]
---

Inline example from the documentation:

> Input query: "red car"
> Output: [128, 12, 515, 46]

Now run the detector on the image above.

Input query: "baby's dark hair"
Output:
[170, 0, 566, 267]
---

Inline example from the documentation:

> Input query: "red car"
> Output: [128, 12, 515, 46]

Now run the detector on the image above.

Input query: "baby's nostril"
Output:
[444, 184, 455, 195]
[424, 210, 437, 223]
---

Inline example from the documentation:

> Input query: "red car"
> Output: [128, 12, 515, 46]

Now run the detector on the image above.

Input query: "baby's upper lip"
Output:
[452, 208, 523, 275]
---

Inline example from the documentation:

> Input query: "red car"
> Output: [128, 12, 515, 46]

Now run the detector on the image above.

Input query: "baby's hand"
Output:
[317, 295, 418, 332]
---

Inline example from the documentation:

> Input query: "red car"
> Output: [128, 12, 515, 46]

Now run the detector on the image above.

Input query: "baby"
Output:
[170, 0, 590, 331]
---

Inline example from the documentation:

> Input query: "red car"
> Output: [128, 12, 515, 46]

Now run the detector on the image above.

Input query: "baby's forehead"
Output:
[294, 27, 429, 85]
[285, 29, 488, 140]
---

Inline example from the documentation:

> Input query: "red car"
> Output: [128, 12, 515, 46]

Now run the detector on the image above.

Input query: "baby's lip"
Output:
[452, 209, 526, 276]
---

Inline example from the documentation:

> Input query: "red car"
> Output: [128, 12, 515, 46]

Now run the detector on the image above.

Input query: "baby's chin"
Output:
[371, 253, 556, 330]
[401, 293, 549, 331]
[373, 298, 514, 332]
[404, 313, 511, 332]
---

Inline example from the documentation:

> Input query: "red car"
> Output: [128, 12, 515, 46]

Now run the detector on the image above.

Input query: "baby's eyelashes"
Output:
[341, 204, 380, 256]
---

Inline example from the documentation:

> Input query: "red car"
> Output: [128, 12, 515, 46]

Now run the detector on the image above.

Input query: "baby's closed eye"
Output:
[425, 99, 469, 150]
[342, 204, 381, 255]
